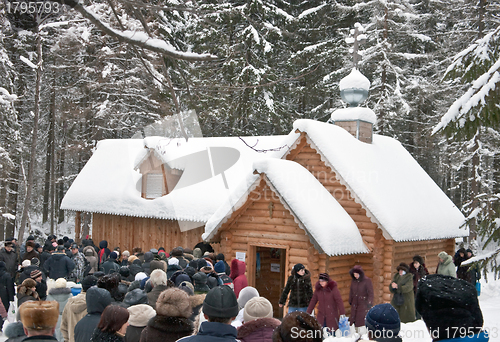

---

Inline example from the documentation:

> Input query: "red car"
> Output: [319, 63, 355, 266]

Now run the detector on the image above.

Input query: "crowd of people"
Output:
[0, 235, 489, 342]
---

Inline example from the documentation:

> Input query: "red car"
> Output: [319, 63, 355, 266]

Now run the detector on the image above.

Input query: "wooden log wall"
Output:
[392, 238, 455, 276]
[91, 213, 205, 253]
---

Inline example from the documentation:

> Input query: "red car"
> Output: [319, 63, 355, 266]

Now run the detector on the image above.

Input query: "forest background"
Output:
[0, 0, 499, 271]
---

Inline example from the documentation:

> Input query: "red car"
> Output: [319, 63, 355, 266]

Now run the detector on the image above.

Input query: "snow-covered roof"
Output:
[61, 135, 287, 223]
[280, 119, 467, 242]
[203, 159, 369, 256]
[330, 107, 377, 125]
[339, 68, 370, 91]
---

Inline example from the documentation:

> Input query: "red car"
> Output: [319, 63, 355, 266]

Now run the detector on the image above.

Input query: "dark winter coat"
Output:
[90, 329, 124, 342]
[129, 261, 143, 277]
[74, 287, 112, 342]
[166, 264, 182, 279]
[147, 284, 171, 310]
[237, 317, 281, 342]
[19, 265, 46, 284]
[142, 253, 154, 275]
[389, 272, 415, 323]
[409, 263, 429, 293]
[0, 247, 18, 278]
[36, 279, 48, 300]
[176, 321, 238, 342]
[307, 279, 345, 330]
[140, 315, 193, 342]
[39, 250, 52, 270]
[125, 325, 145, 342]
[44, 252, 75, 280]
[279, 269, 313, 308]
[17, 285, 39, 308]
[100, 259, 120, 275]
[349, 266, 374, 328]
[23, 336, 58, 342]
[454, 249, 470, 281]
[22, 249, 39, 262]
[229, 259, 248, 298]
[0, 263, 15, 310]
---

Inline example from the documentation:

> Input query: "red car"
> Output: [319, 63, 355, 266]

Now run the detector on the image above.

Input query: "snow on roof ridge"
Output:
[292, 119, 467, 242]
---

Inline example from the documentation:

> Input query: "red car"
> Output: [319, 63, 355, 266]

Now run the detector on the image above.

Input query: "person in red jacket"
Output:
[349, 265, 374, 329]
[230, 259, 248, 298]
[307, 273, 345, 332]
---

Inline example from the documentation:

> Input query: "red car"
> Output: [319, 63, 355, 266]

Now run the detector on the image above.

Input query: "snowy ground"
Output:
[1, 275, 499, 341]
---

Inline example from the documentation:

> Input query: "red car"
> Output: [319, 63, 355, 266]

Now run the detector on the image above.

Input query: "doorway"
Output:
[254, 246, 287, 318]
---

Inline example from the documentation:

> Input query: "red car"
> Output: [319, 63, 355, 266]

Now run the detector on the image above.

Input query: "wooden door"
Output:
[255, 246, 286, 318]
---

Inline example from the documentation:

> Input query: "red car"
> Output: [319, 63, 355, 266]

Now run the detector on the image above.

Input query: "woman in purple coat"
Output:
[349, 265, 374, 328]
[307, 273, 345, 331]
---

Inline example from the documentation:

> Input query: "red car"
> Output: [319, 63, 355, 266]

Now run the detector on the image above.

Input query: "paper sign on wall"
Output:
[271, 263, 280, 272]
[236, 252, 246, 262]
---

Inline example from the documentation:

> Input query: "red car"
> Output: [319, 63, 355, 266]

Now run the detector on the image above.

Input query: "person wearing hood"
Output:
[44, 245, 75, 280]
[278, 263, 313, 314]
[436, 251, 457, 278]
[229, 259, 248, 298]
[454, 248, 470, 281]
[349, 265, 374, 329]
[83, 246, 98, 275]
[125, 304, 156, 342]
[47, 278, 73, 342]
[61, 275, 98, 342]
[307, 273, 345, 331]
[237, 297, 280, 342]
[74, 287, 112, 342]
[140, 288, 194, 342]
[466, 249, 481, 286]
[0, 261, 15, 319]
[214, 260, 233, 289]
[98, 240, 111, 267]
[147, 269, 173, 310]
[100, 252, 121, 275]
[0, 241, 18, 278]
[121, 251, 130, 267]
[129, 258, 143, 277]
[193, 272, 210, 294]
[390, 263, 415, 323]
[167, 258, 183, 279]
[22, 241, 39, 262]
[142, 252, 154, 275]
[231, 286, 259, 329]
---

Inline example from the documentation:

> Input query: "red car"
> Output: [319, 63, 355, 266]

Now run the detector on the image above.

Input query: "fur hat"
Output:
[243, 297, 273, 323]
[203, 285, 239, 318]
[26, 241, 35, 248]
[193, 248, 202, 259]
[415, 274, 483, 339]
[135, 272, 148, 282]
[30, 269, 42, 280]
[21, 278, 37, 288]
[55, 278, 67, 289]
[4, 241, 13, 247]
[273, 311, 322, 342]
[22, 260, 31, 268]
[20, 301, 59, 330]
[412, 255, 425, 265]
[365, 303, 401, 338]
[84, 248, 94, 256]
[156, 287, 192, 318]
[128, 255, 138, 263]
[396, 263, 409, 273]
[318, 273, 329, 281]
[122, 250, 130, 257]
[238, 286, 259, 309]
[127, 304, 156, 327]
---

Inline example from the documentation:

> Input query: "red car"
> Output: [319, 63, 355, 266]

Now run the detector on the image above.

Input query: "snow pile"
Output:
[204, 159, 369, 256]
[339, 68, 370, 91]
[330, 107, 377, 125]
[291, 119, 467, 242]
[61, 135, 286, 224]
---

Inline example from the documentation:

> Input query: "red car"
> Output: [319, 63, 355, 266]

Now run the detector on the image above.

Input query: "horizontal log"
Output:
[363, 236, 375, 243]
[350, 215, 374, 223]
[337, 200, 362, 208]
[231, 230, 309, 242]
[243, 209, 291, 219]
[238, 236, 310, 249]
[382, 294, 392, 301]
[355, 222, 378, 229]
[232, 223, 301, 234]
[359, 229, 376, 236]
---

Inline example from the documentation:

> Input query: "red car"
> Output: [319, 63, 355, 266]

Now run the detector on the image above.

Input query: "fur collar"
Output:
[48, 287, 72, 295]
[148, 315, 193, 333]
[189, 293, 206, 308]
[314, 279, 337, 291]
[237, 317, 281, 339]
[292, 269, 311, 281]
